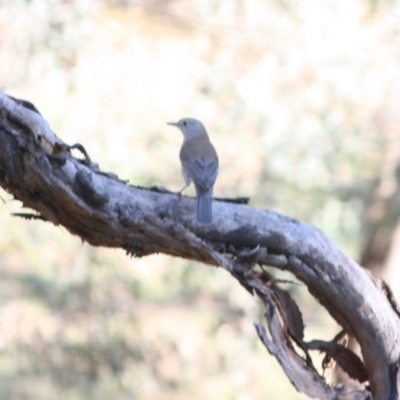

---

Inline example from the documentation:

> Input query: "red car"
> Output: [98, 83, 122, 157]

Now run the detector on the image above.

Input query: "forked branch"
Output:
[0, 92, 399, 400]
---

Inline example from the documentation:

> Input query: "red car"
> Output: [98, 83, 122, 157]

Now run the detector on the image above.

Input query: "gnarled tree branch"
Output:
[1, 91, 399, 400]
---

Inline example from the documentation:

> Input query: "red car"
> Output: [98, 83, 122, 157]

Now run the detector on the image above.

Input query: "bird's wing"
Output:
[182, 157, 219, 191]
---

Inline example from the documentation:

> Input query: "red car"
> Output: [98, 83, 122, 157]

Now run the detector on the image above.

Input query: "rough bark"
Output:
[1, 91, 400, 400]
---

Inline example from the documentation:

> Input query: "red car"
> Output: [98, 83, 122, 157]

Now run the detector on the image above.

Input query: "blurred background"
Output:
[1, 0, 400, 399]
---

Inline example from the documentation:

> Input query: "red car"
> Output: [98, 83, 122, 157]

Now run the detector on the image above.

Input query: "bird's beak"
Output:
[167, 122, 179, 127]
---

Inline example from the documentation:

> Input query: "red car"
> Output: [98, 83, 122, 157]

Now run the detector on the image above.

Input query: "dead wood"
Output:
[1, 91, 400, 400]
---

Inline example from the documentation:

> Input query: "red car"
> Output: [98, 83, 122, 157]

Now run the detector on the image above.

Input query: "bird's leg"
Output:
[178, 169, 191, 200]
[177, 183, 189, 200]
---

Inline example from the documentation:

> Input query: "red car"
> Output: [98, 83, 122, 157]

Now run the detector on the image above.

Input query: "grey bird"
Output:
[167, 118, 219, 224]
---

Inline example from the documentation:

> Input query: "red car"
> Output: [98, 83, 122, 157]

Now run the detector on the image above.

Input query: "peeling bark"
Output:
[1, 91, 400, 399]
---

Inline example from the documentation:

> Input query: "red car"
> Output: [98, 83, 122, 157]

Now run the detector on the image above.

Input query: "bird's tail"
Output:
[195, 187, 213, 224]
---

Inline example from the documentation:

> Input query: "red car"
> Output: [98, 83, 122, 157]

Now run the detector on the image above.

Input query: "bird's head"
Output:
[167, 118, 208, 140]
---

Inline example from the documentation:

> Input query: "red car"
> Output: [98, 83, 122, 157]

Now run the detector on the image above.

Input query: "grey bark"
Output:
[0, 91, 399, 400]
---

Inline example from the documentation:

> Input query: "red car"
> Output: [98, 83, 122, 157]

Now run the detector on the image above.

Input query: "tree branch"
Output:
[1, 91, 399, 399]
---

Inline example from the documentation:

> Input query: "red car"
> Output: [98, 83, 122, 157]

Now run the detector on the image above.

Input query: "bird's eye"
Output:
[183, 120, 187, 126]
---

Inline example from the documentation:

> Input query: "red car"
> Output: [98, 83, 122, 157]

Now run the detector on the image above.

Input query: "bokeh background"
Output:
[1, 0, 400, 399]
